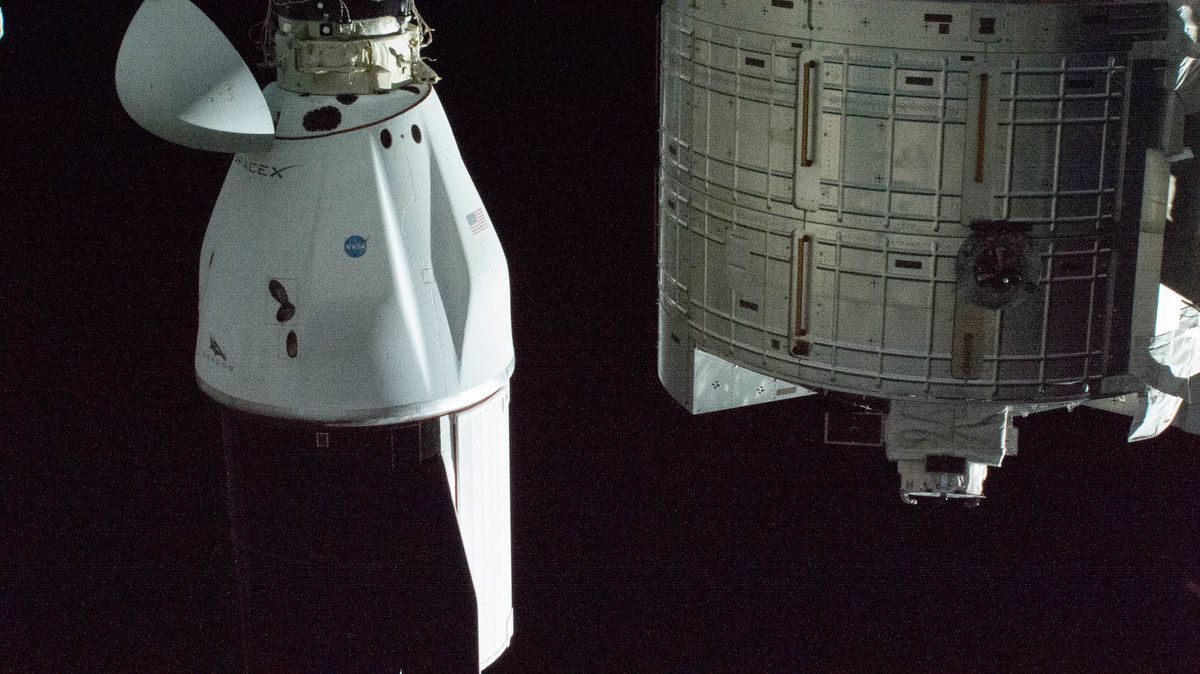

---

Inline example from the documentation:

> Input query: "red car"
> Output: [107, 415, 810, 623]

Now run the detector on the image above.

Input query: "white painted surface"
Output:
[658, 0, 1168, 404]
[115, 0, 275, 153]
[117, 2, 515, 667]
[451, 389, 514, 670]
[196, 86, 513, 425]
[657, 0, 1193, 497]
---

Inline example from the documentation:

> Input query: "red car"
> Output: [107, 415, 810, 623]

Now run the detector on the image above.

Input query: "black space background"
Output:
[2, 2, 1200, 672]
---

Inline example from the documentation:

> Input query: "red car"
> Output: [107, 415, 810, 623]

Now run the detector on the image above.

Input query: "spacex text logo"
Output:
[205, 335, 234, 372]
[234, 155, 300, 179]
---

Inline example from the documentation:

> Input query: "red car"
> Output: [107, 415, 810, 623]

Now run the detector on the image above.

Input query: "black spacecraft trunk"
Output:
[219, 409, 478, 673]
[276, 0, 410, 21]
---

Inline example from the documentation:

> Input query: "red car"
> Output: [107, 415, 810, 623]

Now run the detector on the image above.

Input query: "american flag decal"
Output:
[466, 208, 491, 235]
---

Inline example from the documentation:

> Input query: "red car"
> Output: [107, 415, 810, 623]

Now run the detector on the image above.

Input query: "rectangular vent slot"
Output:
[904, 76, 935, 87]
[744, 57, 766, 68]
[739, 299, 760, 312]
[894, 259, 924, 270]
[924, 13, 953, 23]
[771, 0, 795, 7]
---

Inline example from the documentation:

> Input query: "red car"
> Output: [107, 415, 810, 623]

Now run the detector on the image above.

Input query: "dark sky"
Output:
[3, 2, 1200, 672]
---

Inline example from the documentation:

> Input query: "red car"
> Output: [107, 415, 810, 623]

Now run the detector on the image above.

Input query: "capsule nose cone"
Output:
[116, 0, 275, 153]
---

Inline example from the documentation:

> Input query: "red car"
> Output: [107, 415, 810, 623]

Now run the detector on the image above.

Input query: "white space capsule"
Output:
[117, 0, 512, 668]
[658, 0, 1200, 502]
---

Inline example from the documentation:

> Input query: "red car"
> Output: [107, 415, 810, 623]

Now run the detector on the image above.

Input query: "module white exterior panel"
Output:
[659, 3, 1149, 403]
[659, 305, 815, 415]
[663, 175, 1130, 401]
[658, 0, 1193, 500]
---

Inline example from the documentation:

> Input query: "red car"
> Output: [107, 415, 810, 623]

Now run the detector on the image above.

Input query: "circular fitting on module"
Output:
[956, 227, 1042, 310]
[275, 0, 409, 22]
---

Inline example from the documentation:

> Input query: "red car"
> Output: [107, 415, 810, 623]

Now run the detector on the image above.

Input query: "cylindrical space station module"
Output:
[658, 0, 1200, 501]
[117, 0, 513, 669]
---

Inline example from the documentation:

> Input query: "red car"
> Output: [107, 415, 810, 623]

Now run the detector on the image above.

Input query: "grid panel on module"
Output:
[657, 0, 1200, 502]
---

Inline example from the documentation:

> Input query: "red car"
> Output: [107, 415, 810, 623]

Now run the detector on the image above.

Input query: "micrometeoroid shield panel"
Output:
[657, 0, 1181, 499]
[658, 0, 1172, 405]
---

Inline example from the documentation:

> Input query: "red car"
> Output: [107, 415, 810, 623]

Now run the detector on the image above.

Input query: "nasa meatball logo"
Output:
[344, 235, 368, 258]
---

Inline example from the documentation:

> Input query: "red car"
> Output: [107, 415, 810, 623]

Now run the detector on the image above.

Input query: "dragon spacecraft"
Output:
[117, 0, 512, 669]
[657, 0, 1200, 502]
